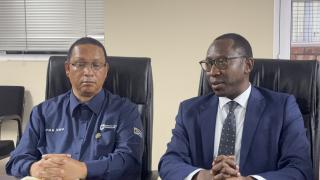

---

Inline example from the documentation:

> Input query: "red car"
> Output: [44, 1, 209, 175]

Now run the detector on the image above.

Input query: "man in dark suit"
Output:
[158, 33, 312, 180]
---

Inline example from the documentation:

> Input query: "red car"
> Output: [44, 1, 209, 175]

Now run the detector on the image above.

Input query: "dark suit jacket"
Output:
[158, 86, 313, 180]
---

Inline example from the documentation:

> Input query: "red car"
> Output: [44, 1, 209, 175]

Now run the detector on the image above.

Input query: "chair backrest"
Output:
[0, 86, 25, 143]
[199, 59, 320, 180]
[46, 56, 153, 178]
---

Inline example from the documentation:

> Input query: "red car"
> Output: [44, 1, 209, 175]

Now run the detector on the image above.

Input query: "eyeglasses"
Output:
[199, 56, 247, 71]
[70, 62, 106, 71]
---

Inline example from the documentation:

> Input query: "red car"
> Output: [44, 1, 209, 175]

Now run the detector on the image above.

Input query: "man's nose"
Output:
[207, 65, 222, 76]
[83, 64, 94, 74]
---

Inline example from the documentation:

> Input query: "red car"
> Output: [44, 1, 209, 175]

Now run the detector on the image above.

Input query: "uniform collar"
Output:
[70, 89, 106, 115]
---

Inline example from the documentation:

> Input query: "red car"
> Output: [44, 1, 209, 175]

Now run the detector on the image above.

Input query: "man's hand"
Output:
[211, 155, 240, 179]
[30, 154, 87, 180]
[43, 154, 87, 180]
[30, 154, 69, 179]
[192, 169, 213, 180]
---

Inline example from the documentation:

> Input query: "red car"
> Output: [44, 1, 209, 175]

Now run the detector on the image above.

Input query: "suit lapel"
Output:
[200, 95, 219, 168]
[240, 87, 266, 169]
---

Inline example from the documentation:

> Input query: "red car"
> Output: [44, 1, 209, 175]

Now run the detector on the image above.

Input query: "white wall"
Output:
[0, 0, 274, 172]
[105, 0, 274, 170]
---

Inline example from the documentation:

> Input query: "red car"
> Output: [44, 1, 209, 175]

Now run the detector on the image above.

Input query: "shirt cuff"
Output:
[251, 175, 266, 180]
[184, 168, 203, 180]
[85, 160, 106, 178]
[22, 160, 35, 177]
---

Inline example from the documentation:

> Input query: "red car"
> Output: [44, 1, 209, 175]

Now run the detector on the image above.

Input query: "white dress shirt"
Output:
[185, 85, 265, 180]
[213, 85, 251, 164]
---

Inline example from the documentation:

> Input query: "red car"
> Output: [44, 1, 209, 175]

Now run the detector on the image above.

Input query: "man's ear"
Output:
[244, 57, 254, 74]
[65, 62, 70, 78]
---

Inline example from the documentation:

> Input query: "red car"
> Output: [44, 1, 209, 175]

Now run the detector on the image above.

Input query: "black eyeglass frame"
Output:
[199, 56, 248, 71]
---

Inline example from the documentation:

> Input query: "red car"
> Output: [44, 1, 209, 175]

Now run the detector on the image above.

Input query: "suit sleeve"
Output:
[158, 102, 199, 179]
[257, 95, 313, 180]
[5, 107, 43, 178]
[84, 101, 144, 179]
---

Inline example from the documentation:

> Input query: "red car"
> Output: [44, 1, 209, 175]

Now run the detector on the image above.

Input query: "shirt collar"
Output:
[218, 84, 252, 109]
[69, 89, 106, 115]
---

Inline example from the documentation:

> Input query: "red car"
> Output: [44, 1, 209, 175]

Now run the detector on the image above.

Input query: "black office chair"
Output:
[0, 86, 24, 159]
[199, 59, 320, 180]
[46, 56, 158, 180]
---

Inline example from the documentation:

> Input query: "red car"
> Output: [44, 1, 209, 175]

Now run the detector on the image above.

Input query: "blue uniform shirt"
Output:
[6, 89, 144, 180]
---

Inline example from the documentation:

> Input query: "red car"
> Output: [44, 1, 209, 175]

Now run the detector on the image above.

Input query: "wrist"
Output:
[79, 162, 88, 179]
[29, 161, 39, 177]
[194, 170, 211, 180]
[192, 172, 199, 180]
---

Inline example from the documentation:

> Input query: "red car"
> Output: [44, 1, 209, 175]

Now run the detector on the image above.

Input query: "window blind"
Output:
[0, 0, 104, 52]
[292, 0, 320, 44]
[0, 0, 27, 51]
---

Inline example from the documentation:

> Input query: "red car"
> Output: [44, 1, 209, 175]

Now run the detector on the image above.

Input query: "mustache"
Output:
[208, 77, 224, 85]
[211, 81, 224, 85]
[81, 79, 96, 83]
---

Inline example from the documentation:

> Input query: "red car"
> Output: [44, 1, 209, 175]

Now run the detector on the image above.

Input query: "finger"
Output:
[226, 155, 236, 160]
[223, 158, 238, 169]
[220, 166, 240, 177]
[40, 158, 65, 168]
[212, 155, 228, 167]
[213, 173, 229, 180]
[42, 154, 71, 159]
[212, 160, 239, 177]
[212, 161, 224, 176]
[44, 167, 65, 177]
[213, 155, 236, 164]
[42, 154, 72, 166]
[212, 158, 236, 172]
[42, 177, 63, 180]
[48, 157, 67, 165]
[214, 155, 228, 162]
[38, 169, 56, 179]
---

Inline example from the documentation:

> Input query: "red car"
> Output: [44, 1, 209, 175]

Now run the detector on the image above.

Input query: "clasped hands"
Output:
[29, 154, 87, 180]
[194, 155, 253, 180]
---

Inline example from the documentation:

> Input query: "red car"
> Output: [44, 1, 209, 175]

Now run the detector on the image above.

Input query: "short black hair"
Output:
[215, 33, 253, 57]
[67, 37, 108, 62]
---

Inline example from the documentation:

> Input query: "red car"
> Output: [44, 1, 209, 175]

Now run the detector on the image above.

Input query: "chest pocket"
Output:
[95, 130, 116, 158]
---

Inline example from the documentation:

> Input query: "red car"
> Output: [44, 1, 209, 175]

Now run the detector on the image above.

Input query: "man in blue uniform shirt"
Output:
[6, 37, 144, 180]
[158, 33, 313, 180]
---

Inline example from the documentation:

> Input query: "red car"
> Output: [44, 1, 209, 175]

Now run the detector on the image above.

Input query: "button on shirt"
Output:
[6, 89, 144, 180]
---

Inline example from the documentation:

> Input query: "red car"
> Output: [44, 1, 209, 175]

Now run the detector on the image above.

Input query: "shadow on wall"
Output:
[22, 89, 34, 129]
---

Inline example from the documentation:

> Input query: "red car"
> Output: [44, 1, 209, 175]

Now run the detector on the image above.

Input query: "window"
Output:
[292, 0, 320, 44]
[0, 0, 104, 53]
[274, 0, 320, 60]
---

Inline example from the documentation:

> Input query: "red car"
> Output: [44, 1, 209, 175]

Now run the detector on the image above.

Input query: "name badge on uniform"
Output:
[100, 124, 117, 131]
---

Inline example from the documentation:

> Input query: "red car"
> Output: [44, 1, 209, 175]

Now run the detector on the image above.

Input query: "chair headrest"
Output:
[46, 56, 153, 104]
[199, 59, 320, 115]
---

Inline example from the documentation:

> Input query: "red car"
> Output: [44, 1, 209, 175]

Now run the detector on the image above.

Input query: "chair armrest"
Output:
[0, 115, 22, 145]
[143, 170, 159, 180]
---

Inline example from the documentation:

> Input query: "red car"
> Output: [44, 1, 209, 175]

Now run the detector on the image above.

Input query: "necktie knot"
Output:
[228, 101, 238, 113]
